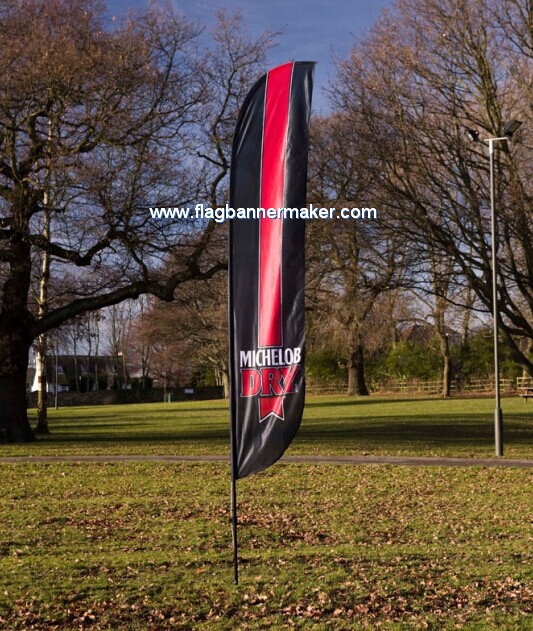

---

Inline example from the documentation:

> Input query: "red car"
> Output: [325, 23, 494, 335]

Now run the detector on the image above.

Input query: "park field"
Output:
[0, 396, 532, 629]
[0, 394, 532, 459]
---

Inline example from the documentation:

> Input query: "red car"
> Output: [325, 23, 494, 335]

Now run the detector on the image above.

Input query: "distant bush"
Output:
[306, 350, 345, 381]
[381, 340, 442, 380]
[459, 332, 522, 381]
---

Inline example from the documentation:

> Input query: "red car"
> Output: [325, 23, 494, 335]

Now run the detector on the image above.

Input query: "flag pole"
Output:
[229, 217, 239, 585]
[229, 361, 239, 584]
[230, 472, 239, 584]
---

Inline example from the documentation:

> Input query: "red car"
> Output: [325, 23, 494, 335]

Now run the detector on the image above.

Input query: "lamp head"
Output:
[503, 119, 523, 137]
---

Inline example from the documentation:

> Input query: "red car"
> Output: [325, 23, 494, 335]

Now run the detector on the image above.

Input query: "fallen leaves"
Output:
[0, 462, 531, 629]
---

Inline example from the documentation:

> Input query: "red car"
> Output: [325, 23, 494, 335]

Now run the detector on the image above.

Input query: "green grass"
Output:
[0, 394, 531, 459]
[0, 396, 532, 628]
[0, 462, 531, 629]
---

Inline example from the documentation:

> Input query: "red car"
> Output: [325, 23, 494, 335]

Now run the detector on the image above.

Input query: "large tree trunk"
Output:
[346, 342, 369, 396]
[0, 223, 35, 443]
[0, 334, 35, 443]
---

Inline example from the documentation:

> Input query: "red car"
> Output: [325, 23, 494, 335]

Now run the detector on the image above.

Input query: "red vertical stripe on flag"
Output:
[258, 63, 293, 348]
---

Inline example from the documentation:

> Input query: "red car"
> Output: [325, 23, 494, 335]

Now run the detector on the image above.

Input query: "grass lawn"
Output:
[0, 394, 531, 459]
[0, 463, 531, 629]
[0, 396, 531, 629]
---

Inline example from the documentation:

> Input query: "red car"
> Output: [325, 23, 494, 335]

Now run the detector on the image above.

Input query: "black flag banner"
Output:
[229, 61, 315, 482]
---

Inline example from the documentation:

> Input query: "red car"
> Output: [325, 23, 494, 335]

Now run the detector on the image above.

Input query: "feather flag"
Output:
[229, 61, 314, 482]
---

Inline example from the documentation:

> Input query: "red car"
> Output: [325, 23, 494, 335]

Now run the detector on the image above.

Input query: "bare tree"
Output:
[128, 295, 152, 390]
[139, 274, 229, 396]
[35, 116, 53, 432]
[332, 0, 532, 378]
[106, 302, 136, 390]
[131, 11, 277, 399]
[195, 10, 277, 208]
[306, 114, 408, 395]
[0, 0, 225, 442]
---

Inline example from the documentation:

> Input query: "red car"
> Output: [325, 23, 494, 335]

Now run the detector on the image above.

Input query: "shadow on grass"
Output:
[297, 415, 531, 448]
[33, 413, 532, 453]
[50, 405, 229, 420]
[37, 429, 230, 445]
[23, 395, 531, 455]
[306, 398, 420, 408]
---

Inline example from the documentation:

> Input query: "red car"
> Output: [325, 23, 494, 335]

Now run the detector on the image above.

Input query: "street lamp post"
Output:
[466, 120, 523, 457]
[488, 135, 503, 456]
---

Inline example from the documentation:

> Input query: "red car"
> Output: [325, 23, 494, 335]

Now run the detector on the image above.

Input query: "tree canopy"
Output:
[0, 0, 272, 441]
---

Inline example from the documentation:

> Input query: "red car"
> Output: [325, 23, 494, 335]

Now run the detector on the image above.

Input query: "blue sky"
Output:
[107, 0, 394, 113]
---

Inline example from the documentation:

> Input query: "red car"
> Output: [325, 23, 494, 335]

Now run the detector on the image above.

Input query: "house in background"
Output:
[27, 352, 129, 393]
[401, 323, 461, 347]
